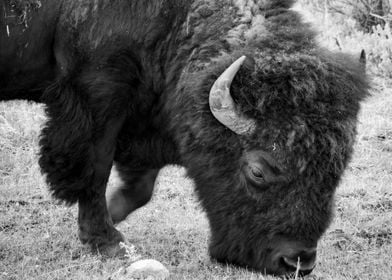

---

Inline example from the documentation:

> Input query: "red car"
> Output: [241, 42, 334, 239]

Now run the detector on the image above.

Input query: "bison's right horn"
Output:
[209, 56, 256, 135]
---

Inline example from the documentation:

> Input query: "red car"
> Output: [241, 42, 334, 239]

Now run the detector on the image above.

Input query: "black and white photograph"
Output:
[1, 0, 391, 279]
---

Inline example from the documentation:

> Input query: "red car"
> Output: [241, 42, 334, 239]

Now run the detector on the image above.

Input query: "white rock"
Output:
[116, 259, 169, 280]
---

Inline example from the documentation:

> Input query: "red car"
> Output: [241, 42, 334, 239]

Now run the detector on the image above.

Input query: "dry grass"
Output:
[1, 5, 392, 280]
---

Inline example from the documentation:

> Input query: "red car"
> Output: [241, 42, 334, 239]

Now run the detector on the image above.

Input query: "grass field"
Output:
[1, 5, 392, 280]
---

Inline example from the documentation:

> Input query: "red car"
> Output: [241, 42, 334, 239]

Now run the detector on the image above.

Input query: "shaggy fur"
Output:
[0, 0, 368, 275]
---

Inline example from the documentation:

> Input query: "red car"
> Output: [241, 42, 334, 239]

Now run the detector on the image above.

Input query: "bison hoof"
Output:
[79, 227, 127, 258]
[97, 241, 127, 258]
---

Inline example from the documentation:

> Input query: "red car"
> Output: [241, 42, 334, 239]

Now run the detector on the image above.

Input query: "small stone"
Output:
[122, 259, 170, 280]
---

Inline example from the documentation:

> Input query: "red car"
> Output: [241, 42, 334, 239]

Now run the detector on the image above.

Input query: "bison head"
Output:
[174, 52, 368, 276]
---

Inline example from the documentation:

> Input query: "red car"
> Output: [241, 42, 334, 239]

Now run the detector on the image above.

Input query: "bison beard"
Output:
[0, 0, 369, 276]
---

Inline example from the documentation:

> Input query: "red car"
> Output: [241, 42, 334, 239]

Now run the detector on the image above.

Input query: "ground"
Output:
[1, 4, 392, 280]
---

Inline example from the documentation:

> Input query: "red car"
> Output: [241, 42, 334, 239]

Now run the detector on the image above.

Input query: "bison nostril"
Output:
[281, 256, 298, 270]
[280, 249, 317, 273]
[279, 256, 297, 273]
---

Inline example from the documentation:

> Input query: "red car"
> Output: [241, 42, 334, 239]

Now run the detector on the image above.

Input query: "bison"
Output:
[0, 0, 368, 276]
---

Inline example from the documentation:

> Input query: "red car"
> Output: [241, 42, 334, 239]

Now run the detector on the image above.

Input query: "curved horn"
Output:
[209, 56, 256, 135]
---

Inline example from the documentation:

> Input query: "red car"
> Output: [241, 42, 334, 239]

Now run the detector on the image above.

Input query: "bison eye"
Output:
[246, 164, 266, 186]
[249, 165, 264, 180]
[243, 150, 287, 188]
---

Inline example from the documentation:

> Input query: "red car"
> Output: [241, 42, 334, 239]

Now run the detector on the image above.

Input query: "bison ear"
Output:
[359, 49, 366, 66]
[209, 56, 256, 135]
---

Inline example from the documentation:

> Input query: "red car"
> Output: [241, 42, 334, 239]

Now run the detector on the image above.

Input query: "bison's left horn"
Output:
[209, 56, 256, 135]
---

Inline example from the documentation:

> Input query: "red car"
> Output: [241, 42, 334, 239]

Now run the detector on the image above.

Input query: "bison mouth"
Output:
[213, 251, 316, 276]
[209, 235, 317, 276]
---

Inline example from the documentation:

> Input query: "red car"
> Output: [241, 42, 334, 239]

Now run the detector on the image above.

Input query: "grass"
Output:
[1, 5, 392, 280]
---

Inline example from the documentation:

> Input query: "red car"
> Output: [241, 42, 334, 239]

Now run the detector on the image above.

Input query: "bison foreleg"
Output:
[40, 70, 135, 257]
[107, 167, 159, 224]
[77, 117, 127, 257]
